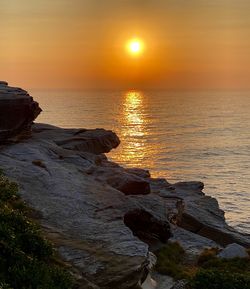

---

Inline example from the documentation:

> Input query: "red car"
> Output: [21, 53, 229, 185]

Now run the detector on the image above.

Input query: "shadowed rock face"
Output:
[107, 174, 151, 195]
[0, 81, 41, 142]
[124, 209, 172, 243]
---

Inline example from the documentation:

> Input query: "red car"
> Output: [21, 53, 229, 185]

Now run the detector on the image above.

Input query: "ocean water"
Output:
[32, 89, 250, 234]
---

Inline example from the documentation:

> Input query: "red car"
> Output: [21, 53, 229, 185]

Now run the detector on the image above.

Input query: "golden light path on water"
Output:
[119, 91, 146, 162]
[113, 90, 175, 181]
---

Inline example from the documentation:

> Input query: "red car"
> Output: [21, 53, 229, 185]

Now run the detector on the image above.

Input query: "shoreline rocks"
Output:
[0, 122, 249, 288]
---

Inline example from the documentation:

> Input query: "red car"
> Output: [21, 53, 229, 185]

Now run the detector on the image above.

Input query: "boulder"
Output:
[0, 81, 41, 142]
[218, 243, 249, 259]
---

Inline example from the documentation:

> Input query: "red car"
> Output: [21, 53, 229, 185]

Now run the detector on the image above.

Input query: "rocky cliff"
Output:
[0, 82, 249, 289]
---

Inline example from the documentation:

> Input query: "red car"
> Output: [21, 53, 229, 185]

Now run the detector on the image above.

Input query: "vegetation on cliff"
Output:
[0, 171, 74, 289]
[155, 242, 250, 289]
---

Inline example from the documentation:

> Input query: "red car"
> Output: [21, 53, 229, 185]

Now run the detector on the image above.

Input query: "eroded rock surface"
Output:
[0, 81, 41, 142]
[0, 123, 175, 288]
[151, 180, 250, 248]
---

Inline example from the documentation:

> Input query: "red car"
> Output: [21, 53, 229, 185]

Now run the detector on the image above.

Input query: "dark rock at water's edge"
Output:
[0, 82, 249, 289]
[0, 81, 41, 142]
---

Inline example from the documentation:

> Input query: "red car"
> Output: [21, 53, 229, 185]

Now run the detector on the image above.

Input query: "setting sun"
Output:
[127, 39, 144, 55]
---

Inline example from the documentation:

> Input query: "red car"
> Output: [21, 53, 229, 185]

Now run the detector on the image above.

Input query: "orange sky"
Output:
[1, 0, 250, 90]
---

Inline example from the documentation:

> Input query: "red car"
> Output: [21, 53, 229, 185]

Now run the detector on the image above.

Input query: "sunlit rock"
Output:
[55, 128, 120, 154]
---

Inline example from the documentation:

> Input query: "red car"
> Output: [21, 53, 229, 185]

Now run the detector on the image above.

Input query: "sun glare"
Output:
[127, 39, 143, 55]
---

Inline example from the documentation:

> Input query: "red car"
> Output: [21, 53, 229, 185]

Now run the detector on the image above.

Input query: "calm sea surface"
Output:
[32, 89, 250, 234]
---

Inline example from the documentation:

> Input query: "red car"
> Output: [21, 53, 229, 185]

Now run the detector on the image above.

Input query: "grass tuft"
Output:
[155, 242, 188, 280]
[155, 242, 250, 289]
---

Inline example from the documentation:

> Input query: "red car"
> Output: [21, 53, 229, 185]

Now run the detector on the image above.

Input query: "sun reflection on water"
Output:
[124, 91, 144, 135]
[119, 91, 147, 163]
[110, 90, 178, 180]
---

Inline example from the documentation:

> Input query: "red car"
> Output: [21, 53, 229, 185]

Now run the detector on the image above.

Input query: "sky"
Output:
[0, 0, 250, 90]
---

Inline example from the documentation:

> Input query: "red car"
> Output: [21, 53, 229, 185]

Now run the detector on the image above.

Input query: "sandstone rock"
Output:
[55, 128, 120, 154]
[0, 81, 41, 142]
[169, 227, 221, 261]
[218, 243, 249, 259]
[124, 209, 172, 243]
[152, 180, 250, 248]
[107, 174, 151, 195]
[152, 273, 174, 289]
[0, 123, 174, 289]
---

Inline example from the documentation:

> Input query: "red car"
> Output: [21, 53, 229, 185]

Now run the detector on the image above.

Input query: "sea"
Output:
[32, 89, 250, 234]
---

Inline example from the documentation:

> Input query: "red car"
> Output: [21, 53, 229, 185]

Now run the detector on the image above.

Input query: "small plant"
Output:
[197, 247, 220, 266]
[191, 269, 250, 289]
[155, 242, 188, 280]
[204, 256, 249, 271]
[188, 248, 250, 289]
[155, 244, 250, 288]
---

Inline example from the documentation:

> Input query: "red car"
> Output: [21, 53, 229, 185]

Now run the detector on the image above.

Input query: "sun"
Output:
[127, 39, 144, 55]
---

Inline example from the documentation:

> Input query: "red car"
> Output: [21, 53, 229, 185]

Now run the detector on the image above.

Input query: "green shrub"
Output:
[191, 269, 250, 289]
[189, 248, 250, 289]
[200, 256, 250, 274]
[155, 242, 188, 280]
[0, 171, 74, 289]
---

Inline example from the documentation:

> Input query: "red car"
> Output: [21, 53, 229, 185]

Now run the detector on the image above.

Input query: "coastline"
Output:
[0, 81, 249, 288]
[0, 122, 249, 288]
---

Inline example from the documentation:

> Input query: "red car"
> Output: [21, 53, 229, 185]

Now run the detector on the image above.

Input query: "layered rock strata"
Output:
[0, 123, 249, 288]
[0, 81, 41, 142]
